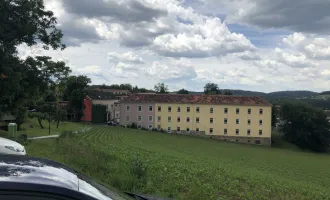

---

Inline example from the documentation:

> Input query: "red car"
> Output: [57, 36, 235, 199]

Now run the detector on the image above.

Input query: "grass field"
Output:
[26, 126, 330, 200]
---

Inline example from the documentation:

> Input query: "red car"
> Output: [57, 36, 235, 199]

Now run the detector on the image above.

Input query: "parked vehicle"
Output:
[107, 120, 119, 126]
[0, 155, 170, 200]
[0, 137, 26, 155]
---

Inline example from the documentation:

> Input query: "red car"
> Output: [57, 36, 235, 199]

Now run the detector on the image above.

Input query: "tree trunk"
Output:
[38, 118, 44, 129]
[57, 120, 59, 128]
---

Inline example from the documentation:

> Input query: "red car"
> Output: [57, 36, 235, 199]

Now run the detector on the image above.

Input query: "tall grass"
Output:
[26, 127, 330, 200]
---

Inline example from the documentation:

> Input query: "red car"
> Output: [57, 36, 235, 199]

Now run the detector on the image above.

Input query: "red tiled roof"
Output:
[120, 94, 272, 106]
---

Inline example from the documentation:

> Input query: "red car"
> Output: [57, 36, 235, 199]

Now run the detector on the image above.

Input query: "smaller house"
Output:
[81, 89, 130, 123]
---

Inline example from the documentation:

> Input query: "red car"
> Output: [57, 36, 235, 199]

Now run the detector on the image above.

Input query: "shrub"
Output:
[152, 128, 158, 132]
[130, 123, 137, 129]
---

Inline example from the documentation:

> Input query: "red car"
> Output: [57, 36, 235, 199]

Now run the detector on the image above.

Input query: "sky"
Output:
[19, 0, 330, 92]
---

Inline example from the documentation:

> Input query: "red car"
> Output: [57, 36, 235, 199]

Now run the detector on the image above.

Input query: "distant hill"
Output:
[266, 91, 318, 98]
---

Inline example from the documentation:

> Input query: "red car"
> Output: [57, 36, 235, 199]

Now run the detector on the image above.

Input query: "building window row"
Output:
[165, 127, 263, 136]
[209, 128, 263, 136]
[161, 116, 263, 125]
[156, 106, 264, 115]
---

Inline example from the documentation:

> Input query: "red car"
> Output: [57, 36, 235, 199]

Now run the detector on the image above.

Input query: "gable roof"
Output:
[120, 94, 271, 106]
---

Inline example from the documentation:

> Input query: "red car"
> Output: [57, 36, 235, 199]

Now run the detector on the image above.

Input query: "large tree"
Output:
[0, 0, 66, 128]
[62, 76, 91, 121]
[177, 89, 189, 94]
[204, 83, 221, 94]
[278, 103, 330, 152]
[154, 83, 169, 93]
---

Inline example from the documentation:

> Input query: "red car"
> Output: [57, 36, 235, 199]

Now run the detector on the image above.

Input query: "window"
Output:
[224, 108, 228, 114]
[148, 124, 153, 130]
[149, 105, 153, 112]
[209, 128, 213, 134]
[138, 116, 142, 122]
[158, 106, 161, 112]
[247, 129, 251, 135]
[248, 108, 251, 114]
[148, 116, 153, 122]
[259, 109, 263, 115]
[168, 116, 171, 122]
[210, 118, 214, 124]
[255, 140, 261, 144]
[259, 120, 263, 125]
[138, 105, 142, 112]
[168, 106, 172, 112]
[210, 107, 214, 113]
[177, 117, 181, 122]
[224, 118, 228, 124]
[186, 117, 190, 122]
[248, 119, 251, 125]
[196, 117, 200, 123]
[259, 130, 263, 135]
[157, 125, 161, 130]
[126, 116, 130, 121]
[177, 107, 181, 112]
[177, 127, 181, 132]
[186, 128, 190, 132]
[138, 124, 142, 129]
[236, 119, 240, 124]
[157, 116, 161, 122]
[126, 106, 130, 112]
[196, 128, 200, 132]
[168, 127, 171, 133]
[115, 113, 119, 117]
[224, 128, 227, 135]
[236, 129, 239, 135]
[187, 107, 190, 112]
[236, 108, 240, 114]
[196, 107, 200, 113]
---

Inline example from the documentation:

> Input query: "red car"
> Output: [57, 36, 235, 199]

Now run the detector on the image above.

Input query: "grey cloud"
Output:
[61, 0, 167, 23]
[226, 0, 330, 34]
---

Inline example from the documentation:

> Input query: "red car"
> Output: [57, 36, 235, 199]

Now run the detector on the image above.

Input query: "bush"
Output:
[130, 123, 137, 129]
[152, 128, 158, 132]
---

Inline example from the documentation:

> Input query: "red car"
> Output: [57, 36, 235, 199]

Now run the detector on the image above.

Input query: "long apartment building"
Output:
[120, 94, 272, 145]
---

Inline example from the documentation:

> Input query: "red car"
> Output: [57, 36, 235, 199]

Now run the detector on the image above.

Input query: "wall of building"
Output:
[154, 103, 272, 145]
[120, 103, 155, 129]
[81, 97, 92, 122]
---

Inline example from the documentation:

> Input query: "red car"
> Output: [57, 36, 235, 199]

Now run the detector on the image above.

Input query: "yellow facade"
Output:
[154, 103, 271, 138]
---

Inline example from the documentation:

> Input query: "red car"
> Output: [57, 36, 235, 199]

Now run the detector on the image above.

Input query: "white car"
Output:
[0, 137, 26, 155]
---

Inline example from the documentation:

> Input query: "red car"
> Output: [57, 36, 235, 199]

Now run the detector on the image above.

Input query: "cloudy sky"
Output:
[20, 0, 330, 92]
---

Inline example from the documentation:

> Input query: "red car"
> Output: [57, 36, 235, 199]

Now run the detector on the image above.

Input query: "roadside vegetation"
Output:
[26, 126, 330, 200]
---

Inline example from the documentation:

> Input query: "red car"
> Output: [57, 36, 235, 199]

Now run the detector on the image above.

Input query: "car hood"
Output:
[0, 137, 24, 148]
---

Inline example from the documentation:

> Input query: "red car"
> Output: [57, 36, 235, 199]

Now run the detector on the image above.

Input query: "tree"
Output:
[204, 83, 221, 94]
[54, 108, 67, 128]
[271, 105, 278, 128]
[223, 90, 233, 95]
[0, 0, 65, 128]
[62, 76, 91, 121]
[154, 83, 168, 93]
[177, 89, 189, 94]
[278, 102, 330, 152]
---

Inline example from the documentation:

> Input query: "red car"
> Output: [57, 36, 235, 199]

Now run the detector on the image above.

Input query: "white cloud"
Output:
[75, 65, 102, 75]
[282, 33, 330, 60]
[143, 59, 197, 81]
[275, 48, 317, 68]
[152, 18, 255, 57]
[108, 52, 144, 64]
